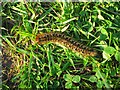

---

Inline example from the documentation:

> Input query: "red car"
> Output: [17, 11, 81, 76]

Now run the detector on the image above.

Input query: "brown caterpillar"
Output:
[36, 32, 98, 57]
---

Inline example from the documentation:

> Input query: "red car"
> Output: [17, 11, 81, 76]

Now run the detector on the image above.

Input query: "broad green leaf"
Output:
[98, 14, 104, 20]
[36, 85, 40, 88]
[72, 75, 81, 83]
[89, 75, 97, 83]
[104, 46, 116, 54]
[99, 28, 108, 40]
[88, 24, 93, 32]
[99, 34, 107, 40]
[103, 51, 111, 60]
[115, 51, 120, 62]
[95, 69, 102, 80]
[63, 74, 72, 81]
[65, 81, 72, 89]
[97, 80, 103, 88]
[101, 28, 108, 36]
[19, 82, 27, 88]
[36, 76, 40, 81]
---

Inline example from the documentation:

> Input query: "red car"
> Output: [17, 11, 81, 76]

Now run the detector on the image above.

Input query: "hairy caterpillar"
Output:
[36, 32, 98, 57]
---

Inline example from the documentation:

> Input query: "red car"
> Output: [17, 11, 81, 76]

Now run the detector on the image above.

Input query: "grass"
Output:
[1, 2, 120, 89]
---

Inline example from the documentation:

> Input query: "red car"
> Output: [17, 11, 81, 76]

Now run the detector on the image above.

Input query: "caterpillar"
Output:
[36, 32, 98, 57]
